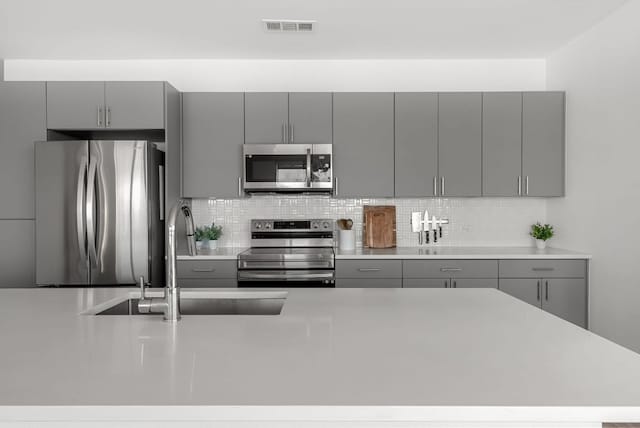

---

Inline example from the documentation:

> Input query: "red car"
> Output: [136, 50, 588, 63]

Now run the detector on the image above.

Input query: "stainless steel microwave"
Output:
[243, 144, 333, 193]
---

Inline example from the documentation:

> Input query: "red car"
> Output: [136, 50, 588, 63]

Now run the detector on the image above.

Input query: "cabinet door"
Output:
[452, 278, 498, 289]
[438, 93, 482, 197]
[337, 279, 402, 288]
[0, 220, 35, 287]
[288, 93, 332, 144]
[333, 93, 395, 197]
[182, 93, 244, 198]
[394, 93, 438, 197]
[46, 82, 105, 129]
[541, 278, 587, 328]
[482, 92, 523, 196]
[499, 278, 541, 308]
[403, 278, 450, 288]
[104, 82, 165, 129]
[0, 82, 46, 218]
[244, 93, 289, 143]
[522, 92, 565, 197]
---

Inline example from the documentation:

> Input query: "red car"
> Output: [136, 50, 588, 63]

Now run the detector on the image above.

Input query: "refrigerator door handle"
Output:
[86, 157, 98, 268]
[158, 165, 165, 221]
[76, 159, 88, 261]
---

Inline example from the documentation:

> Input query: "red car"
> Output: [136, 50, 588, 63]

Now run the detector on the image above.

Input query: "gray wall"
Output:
[546, 1, 640, 353]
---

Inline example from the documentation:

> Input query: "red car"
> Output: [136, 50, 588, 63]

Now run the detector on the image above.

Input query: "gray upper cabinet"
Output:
[288, 93, 332, 144]
[333, 93, 395, 197]
[522, 92, 565, 197]
[0, 82, 46, 219]
[182, 93, 244, 198]
[482, 92, 523, 196]
[104, 82, 164, 129]
[438, 93, 482, 197]
[244, 93, 289, 143]
[47, 81, 166, 130]
[394, 93, 438, 197]
[46, 82, 105, 130]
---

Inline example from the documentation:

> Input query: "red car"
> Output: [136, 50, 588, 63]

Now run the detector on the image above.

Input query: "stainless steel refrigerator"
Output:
[35, 140, 165, 286]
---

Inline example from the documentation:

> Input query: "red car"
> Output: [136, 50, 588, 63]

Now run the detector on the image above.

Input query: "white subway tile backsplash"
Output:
[191, 196, 545, 248]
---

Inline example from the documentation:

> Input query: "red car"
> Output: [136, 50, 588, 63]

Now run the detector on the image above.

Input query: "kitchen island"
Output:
[1, 287, 639, 427]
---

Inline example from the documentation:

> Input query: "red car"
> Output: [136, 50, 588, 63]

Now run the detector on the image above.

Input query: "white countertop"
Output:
[335, 246, 592, 259]
[0, 287, 637, 425]
[178, 246, 591, 260]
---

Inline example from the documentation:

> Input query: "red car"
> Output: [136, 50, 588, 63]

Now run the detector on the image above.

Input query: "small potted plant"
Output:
[530, 223, 554, 250]
[194, 226, 208, 251]
[194, 223, 223, 251]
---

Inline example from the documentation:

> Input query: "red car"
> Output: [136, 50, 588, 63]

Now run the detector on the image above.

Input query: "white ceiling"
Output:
[0, 0, 629, 59]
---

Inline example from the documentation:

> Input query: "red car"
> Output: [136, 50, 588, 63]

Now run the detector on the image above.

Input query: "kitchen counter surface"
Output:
[177, 246, 247, 260]
[0, 287, 638, 426]
[335, 246, 591, 259]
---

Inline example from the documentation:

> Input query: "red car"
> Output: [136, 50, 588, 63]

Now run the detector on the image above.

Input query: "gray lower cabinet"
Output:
[176, 260, 237, 287]
[482, 92, 523, 196]
[438, 93, 482, 197]
[336, 259, 402, 288]
[288, 92, 332, 144]
[46, 81, 166, 130]
[0, 220, 35, 287]
[182, 93, 244, 198]
[394, 93, 438, 197]
[403, 278, 498, 288]
[499, 260, 587, 328]
[244, 93, 289, 143]
[522, 92, 565, 197]
[332, 93, 395, 197]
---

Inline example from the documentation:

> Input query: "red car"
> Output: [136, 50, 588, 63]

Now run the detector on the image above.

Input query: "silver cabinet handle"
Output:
[334, 177, 339, 196]
[358, 268, 381, 272]
[545, 280, 549, 301]
[305, 148, 312, 188]
[532, 267, 554, 272]
[537, 280, 541, 301]
[290, 124, 294, 143]
[106, 107, 111, 127]
[433, 176, 437, 196]
[282, 123, 286, 143]
[238, 177, 242, 197]
[445, 280, 449, 288]
[441, 176, 445, 196]
[518, 176, 522, 196]
[525, 176, 529, 195]
[453, 281, 457, 288]
[440, 267, 462, 272]
[158, 165, 164, 221]
[192, 268, 215, 273]
[97, 107, 103, 127]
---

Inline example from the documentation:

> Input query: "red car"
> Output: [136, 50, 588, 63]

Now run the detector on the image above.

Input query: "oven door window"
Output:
[245, 155, 308, 183]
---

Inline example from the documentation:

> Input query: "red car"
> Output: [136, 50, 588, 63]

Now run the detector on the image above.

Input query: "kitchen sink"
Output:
[95, 293, 286, 316]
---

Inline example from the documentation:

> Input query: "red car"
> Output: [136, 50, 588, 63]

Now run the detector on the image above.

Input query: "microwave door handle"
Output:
[306, 148, 311, 188]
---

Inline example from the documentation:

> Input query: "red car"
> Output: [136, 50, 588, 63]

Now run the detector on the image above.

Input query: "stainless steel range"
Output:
[237, 219, 335, 287]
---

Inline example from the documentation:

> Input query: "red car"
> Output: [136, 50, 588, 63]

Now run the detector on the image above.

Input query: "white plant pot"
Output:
[207, 240, 218, 250]
[535, 239, 547, 250]
[196, 241, 204, 250]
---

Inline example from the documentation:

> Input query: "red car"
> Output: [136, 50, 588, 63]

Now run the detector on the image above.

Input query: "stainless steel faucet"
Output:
[138, 199, 196, 322]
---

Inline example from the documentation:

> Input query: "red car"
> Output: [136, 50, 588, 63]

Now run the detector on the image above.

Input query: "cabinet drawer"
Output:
[178, 278, 238, 288]
[336, 260, 402, 279]
[336, 278, 402, 288]
[177, 260, 237, 279]
[403, 260, 498, 279]
[499, 260, 586, 278]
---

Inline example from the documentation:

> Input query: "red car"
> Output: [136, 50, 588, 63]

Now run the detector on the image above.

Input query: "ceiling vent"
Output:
[263, 19, 316, 33]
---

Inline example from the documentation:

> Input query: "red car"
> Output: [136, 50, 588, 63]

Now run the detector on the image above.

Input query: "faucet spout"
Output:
[139, 199, 195, 322]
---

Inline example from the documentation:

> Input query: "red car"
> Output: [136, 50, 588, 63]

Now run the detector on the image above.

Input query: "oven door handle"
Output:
[239, 272, 335, 280]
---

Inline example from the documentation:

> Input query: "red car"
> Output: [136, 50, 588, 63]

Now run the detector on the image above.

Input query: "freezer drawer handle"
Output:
[532, 267, 554, 272]
[357, 268, 381, 272]
[192, 268, 215, 273]
[440, 267, 462, 272]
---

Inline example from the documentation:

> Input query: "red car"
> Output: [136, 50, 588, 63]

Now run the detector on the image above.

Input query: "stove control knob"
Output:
[265, 223, 272, 229]
[311, 221, 319, 229]
[322, 221, 331, 230]
[255, 222, 262, 229]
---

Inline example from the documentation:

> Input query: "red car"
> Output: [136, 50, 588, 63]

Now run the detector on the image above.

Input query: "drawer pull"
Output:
[440, 267, 462, 272]
[358, 268, 381, 272]
[192, 268, 215, 273]
[532, 267, 555, 272]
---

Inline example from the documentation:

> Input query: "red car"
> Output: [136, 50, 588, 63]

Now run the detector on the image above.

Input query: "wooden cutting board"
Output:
[363, 205, 396, 248]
